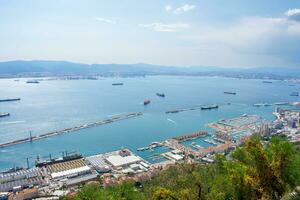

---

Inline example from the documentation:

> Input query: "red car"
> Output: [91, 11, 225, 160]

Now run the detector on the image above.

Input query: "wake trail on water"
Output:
[0, 120, 26, 125]
[167, 118, 177, 125]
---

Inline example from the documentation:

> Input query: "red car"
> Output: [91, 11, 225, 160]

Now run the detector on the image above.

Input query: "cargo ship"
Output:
[156, 93, 165, 97]
[26, 80, 39, 84]
[0, 113, 10, 118]
[36, 153, 82, 167]
[166, 110, 180, 114]
[112, 83, 123, 86]
[263, 81, 272, 83]
[0, 98, 20, 102]
[201, 104, 218, 110]
[274, 102, 288, 105]
[144, 100, 151, 105]
[290, 92, 299, 96]
[224, 92, 236, 95]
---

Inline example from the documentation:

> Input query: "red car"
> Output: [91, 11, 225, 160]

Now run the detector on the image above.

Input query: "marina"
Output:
[0, 112, 143, 148]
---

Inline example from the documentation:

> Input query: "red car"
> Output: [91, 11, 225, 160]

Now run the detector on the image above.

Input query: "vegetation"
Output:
[61, 135, 300, 200]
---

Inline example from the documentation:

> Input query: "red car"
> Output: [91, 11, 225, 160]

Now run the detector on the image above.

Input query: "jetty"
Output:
[0, 112, 143, 148]
[0, 98, 20, 102]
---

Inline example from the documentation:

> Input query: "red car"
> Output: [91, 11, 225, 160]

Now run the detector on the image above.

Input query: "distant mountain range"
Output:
[0, 60, 299, 80]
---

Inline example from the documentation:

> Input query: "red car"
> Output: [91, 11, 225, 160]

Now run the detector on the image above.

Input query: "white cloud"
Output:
[173, 4, 196, 14]
[183, 13, 300, 66]
[95, 17, 116, 24]
[285, 8, 300, 21]
[165, 5, 172, 12]
[139, 22, 189, 32]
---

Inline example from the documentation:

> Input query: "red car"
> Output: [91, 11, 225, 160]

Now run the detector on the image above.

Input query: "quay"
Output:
[0, 98, 20, 102]
[172, 131, 208, 142]
[0, 112, 143, 148]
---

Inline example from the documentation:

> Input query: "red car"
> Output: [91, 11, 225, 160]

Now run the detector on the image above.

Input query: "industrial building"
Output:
[0, 168, 44, 192]
[45, 158, 97, 187]
[86, 149, 149, 175]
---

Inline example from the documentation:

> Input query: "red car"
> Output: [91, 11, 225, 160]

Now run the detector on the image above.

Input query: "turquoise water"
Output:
[0, 76, 299, 169]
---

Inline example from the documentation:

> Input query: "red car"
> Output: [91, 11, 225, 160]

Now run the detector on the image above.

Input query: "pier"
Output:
[0, 112, 143, 148]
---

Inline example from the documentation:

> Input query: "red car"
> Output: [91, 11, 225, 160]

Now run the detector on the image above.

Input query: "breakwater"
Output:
[0, 112, 143, 148]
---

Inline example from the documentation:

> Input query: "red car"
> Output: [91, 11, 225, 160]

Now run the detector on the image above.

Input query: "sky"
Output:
[0, 0, 300, 68]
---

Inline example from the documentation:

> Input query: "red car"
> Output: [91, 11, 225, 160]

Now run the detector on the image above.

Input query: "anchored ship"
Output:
[263, 81, 272, 83]
[144, 100, 151, 105]
[0, 98, 20, 102]
[112, 83, 124, 86]
[224, 92, 236, 95]
[156, 93, 165, 97]
[290, 92, 299, 96]
[26, 80, 39, 84]
[201, 104, 218, 110]
[0, 113, 10, 118]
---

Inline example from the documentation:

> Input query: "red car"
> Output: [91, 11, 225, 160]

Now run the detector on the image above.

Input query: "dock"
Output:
[0, 112, 143, 148]
[0, 98, 20, 102]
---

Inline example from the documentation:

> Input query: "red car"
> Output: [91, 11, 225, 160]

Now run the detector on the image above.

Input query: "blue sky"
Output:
[0, 0, 300, 68]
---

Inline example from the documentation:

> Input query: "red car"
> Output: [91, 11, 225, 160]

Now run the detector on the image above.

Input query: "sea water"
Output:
[0, 76, 298, 169]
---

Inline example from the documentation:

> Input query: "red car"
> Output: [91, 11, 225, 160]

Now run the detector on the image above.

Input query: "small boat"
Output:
[112, 83, 123, 86]
[26, 80, 39, 84]
[156, 93, 165, 97]
[144, 100, 151, 105]
[201, 104, 218, 110]
[224, 92, 236, 95]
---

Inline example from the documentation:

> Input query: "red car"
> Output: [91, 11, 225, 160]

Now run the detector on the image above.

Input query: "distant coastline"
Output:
[0, 60, 299, 80]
